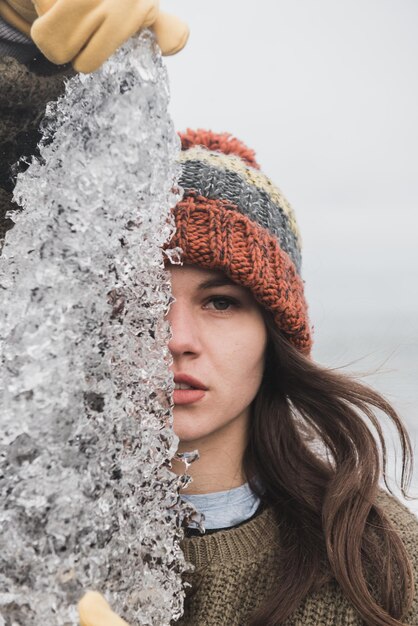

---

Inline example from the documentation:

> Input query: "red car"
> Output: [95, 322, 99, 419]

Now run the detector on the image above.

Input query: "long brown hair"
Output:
[244, 310, 415, 625]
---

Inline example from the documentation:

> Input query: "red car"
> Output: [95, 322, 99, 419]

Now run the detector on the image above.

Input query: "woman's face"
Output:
[166, 264, 267, 448]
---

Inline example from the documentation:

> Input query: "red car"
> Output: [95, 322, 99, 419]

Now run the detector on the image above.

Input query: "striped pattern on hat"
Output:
[164, 129, 312, 354]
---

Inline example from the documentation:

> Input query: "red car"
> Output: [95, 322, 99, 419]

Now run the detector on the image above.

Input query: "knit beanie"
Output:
[163, 129, 312, 355]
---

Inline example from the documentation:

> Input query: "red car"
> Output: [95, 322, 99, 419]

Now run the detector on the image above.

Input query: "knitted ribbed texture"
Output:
[176, 491, 418, 626]
[178, 147, 301, 247]
[163, 129, 313, 353]
[0, 55, 73, 246]
[165, 192, 311, 353]
[0, 55, 72, 108]
[178, 147, 302, 272]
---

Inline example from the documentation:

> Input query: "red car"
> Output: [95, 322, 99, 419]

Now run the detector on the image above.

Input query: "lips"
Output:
[172, 373, 208, 406]
[173, 373, 208, 390]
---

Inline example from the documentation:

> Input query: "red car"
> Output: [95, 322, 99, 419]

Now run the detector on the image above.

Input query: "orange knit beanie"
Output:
[163, 129, 312, 355]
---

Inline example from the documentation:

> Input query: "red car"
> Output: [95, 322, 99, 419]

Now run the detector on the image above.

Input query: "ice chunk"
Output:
[0, 30, 200, 626]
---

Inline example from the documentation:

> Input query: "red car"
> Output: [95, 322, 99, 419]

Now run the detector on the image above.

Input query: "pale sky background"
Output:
[162, 0, 418, 512]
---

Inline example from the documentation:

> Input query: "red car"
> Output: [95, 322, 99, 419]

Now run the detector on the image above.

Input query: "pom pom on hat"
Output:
[178, 128, 260, 170]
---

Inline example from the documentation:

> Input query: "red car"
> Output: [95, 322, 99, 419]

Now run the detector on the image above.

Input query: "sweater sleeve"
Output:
[0, 27, 74, 249]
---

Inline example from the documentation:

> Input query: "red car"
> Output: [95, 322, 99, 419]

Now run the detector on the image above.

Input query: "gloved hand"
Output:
[78, 591, 130, 626]
[0, 0, 189, 73]
[0, 0, 37, 35]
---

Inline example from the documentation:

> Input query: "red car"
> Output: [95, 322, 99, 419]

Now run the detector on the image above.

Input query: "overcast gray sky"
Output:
[162, 0, 418, 505]
[162, 0, 417, 352]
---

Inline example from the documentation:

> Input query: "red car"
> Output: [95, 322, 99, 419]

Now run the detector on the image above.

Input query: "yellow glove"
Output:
[78, 591, 130, 626]
[0, 0, 37, 35]
[0, 0, 189, 73]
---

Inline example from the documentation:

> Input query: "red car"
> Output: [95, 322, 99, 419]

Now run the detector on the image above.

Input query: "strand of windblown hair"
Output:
[0, 30, 198, 626]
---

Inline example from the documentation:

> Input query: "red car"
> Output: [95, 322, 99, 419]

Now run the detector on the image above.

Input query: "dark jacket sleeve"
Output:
[0, 50, 74, 248]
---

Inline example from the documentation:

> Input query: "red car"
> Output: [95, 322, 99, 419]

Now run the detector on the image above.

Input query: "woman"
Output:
[1, 5, 417, 626]
[77, 129, 418, 625]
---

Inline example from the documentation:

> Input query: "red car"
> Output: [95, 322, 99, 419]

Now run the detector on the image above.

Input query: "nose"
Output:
[165, 299, 202, 358]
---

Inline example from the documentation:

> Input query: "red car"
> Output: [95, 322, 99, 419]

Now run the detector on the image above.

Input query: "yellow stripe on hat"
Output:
[178, 146, 301, 245]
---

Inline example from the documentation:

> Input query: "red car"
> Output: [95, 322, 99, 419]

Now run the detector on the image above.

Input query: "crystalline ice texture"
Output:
[0, 31, 200, 625]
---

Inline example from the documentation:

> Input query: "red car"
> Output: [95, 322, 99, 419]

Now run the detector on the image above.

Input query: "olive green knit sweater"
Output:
[0, 51, 74, 247]
[177, 491, 418, 625]
[1, 53, 418, 626]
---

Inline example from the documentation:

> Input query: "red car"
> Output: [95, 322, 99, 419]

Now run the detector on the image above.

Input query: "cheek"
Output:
[222, 325, 267, 398]
[240, 347, 265, 395]
[173, 323, 267, 442]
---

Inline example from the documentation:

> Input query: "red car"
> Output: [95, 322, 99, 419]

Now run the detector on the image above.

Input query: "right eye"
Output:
[204, 296, 240, 312]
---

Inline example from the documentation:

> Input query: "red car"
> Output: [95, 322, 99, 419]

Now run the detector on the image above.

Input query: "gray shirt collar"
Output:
[180, 481, 262, 531]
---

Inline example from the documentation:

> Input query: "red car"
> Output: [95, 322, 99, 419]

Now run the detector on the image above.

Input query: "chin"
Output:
[173, 426, 206, 445]
[173, 412, 211, 445]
